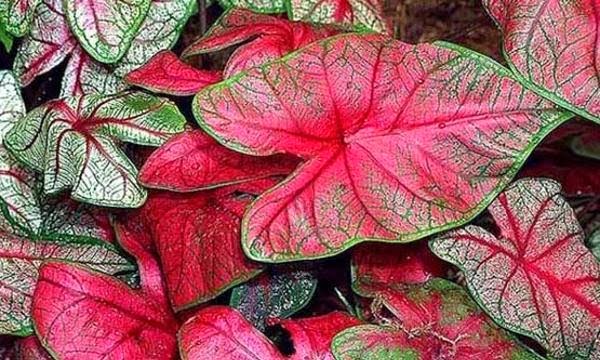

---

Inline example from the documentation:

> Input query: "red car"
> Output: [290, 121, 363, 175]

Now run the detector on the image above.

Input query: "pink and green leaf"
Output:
[332, 279, 538, 359]
[64, 0, 151, 63]
[217, 0, 285, 14]
[483, 0, 600, 124]
[194, 33, 572, 262]
[139, 130, 298, 192]
[4, 92, 186, 207]
[430, 178, 600, 358]
[0, 0, 41, 36]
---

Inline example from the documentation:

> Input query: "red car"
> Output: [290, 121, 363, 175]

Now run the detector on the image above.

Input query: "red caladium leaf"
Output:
[139, 130, 298, 192]
[287, 0, 390, 34]
[430, 178, 600, 358]
[63, 0, 151, 63]
[126, 51, 222, 96]
[178, 306, 285, 360]
[4, 91, 186, 207]
[194, 33, 572, 262]
[484, 0, 600, 124]
[182, 9, 339, 77]
[351, 241, 448, 295]
[333, 279, 537, 359]
[0, 0, 41, 36]
[14, 336, 52, 360]
[273, 312, 361, 360]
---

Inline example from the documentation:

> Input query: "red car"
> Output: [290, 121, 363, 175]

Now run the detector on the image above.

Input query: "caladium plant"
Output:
[0, 0, 40, 36]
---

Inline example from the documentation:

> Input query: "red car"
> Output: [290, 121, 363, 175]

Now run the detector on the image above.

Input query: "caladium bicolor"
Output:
[484, 0, 600, 124]
[351, 241, 447, 296]
[333, 279, 537, 359]
[0, 0, 41, 36]
[287, 0, 390, 34]
[126, 51, 222, 96]
[230, 268, 317, 330]
[217, 0, 285, 13]
[182, 9, 339, 77]
[430, 178, 600, 358]
[63, 0, 151, 63]
[194, 33, 572, 262]
[139, 130, 298, 192]
[4, 91, 186, 207]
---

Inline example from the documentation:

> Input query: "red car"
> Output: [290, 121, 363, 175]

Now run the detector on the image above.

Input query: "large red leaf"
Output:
[333, 279, 537, 359]
[194, 33, 572, 262]
[139, 130, 298, 192]
[351, 241, 448, 295]
[183, 8, 338, 77]
[126, 51, 222, 96]
[484, 0, 600, 123]
[178, 306, 285, 360]
[430, 178, 600, 358]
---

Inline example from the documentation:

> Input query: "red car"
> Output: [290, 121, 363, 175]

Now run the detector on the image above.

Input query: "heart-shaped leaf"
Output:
[230, 268, 317, 330]
[126, 51, 222, 96]
[430, 178, 600, 358]
[64, 0, 151, 63]
[484, 0, 600, 124]
[351, 241, 447, 296]
[0, 229, 132, 335]
[287, 0, 390, 34]
[139, 130, 298, 192]
[0, 0, 41, 36]
[182, 9, 339, 77]
[217, 0, 285, 13]
[333, 279, 538, 359]
[194, 33, 572, 262]
[4, 92, 186, 207]
[178, 306, 285, 360]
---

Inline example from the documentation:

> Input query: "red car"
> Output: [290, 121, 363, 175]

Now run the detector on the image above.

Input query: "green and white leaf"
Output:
[0, 0, 41, 36]
[217, 0, 285, 14]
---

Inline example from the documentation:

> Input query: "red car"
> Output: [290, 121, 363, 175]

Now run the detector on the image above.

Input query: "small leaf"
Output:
[125, 51, 221, 96]
[0, 19, 14, 52]
[182, 9, 338, 77]
[351, 241, 447, 296]
[0, 229, 132, 335]
[139, 130, 298, 192]
[178, 306, 285, 360]
[332, 279, 538, 359]
[570, 132, 600, 161]
[230, 267, 317, 330]
[287, 0, 390, 34]
[12, 0, 76, 86]
[5, 92, 186, 207]
[64, 0, 151, 63]
[15, 336, 52, 359]
[217, 0, 285, 13]
[587, 227, 600, 261]
[194, 33, 572, 262]
[0, 0, 41, 36]
[484, 0, 600, 124]
[430, 178, 600, 358]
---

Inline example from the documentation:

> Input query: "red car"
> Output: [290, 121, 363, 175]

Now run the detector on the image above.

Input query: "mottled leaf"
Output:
[484, 0, 600, 123]
[5, 92, 186, 207]
[125, 51, 221, 96]
[14, 336, 52, 360]
[430, 178, 600, 358]
[139, 130, 298, 192]
[217, 0, 285, 13]
[332, 279, 537, 359]
[64, 0, 151, 63]
[287, 0, 390, 34]
[230, 268, 317, 330]
[0, 0, 41, 36]
[178, 306, 285, 360]
[194, 33, 572, 262]
[0, 229, 132, 335]
[351, 241, 447, 296]
[182, 9, 338, 77]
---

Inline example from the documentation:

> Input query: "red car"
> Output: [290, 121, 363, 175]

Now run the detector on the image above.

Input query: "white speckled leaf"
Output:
[0, 0, 41, 36]
[430, 178, 600, 358]
[217, 0, 284, 13]
[64, 0, 151, 63]
[4, 92, 186, 208]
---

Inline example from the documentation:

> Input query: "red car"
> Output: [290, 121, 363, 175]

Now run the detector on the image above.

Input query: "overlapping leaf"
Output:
[230, 268, 317, 330]
[15, 336, 51, 359]
[484, 0, 600, 123]
[287, 0, 390, 34]
[430, 178, 600, 358]
[217, 0, 285, 13]
[194, 33, 572, 262]
[4, 92, 186, 207]
[183, 9, 339, 77]
[139, 130, 297, 192]
[333, 279, 537, 359]
[126, 51, 222, 96]
[0, 0, 41, 36]
[64, 0, 151, 63]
